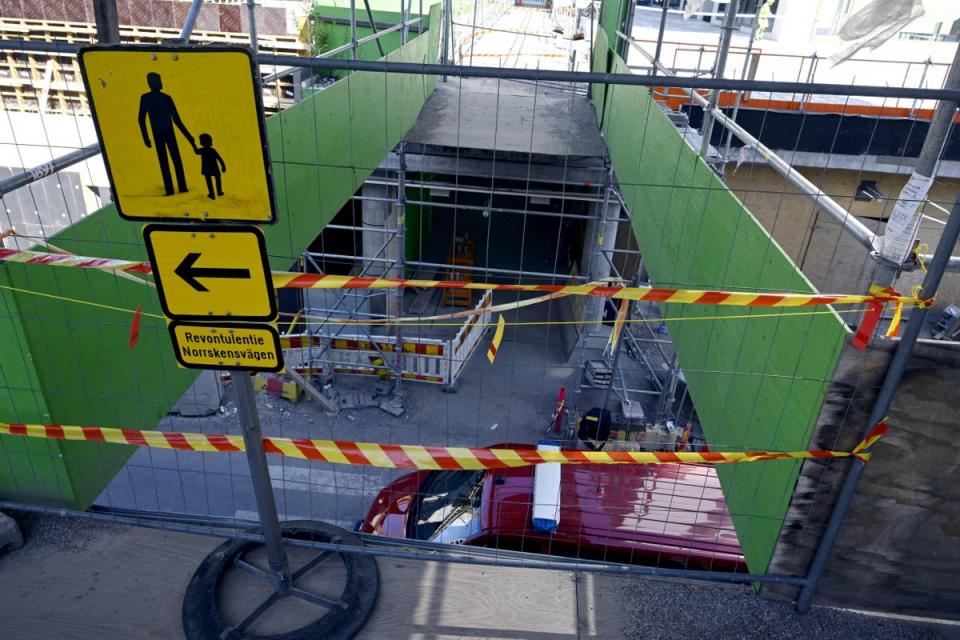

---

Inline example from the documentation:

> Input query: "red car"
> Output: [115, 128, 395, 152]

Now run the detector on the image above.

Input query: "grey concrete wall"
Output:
[766, 340, 960, 619]
[726, 166, 960, 317]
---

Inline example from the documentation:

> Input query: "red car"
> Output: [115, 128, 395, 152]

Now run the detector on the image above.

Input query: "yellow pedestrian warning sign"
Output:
[169, 321, 283, 372]
[144, 224, 277, 321]
[78, 45, 276, 224]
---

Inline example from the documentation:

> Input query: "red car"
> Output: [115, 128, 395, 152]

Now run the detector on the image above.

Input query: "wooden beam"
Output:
[285, 366, 338, 414]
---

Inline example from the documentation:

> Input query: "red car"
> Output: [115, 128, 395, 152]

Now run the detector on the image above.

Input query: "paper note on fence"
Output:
[876, 172, 933, 265]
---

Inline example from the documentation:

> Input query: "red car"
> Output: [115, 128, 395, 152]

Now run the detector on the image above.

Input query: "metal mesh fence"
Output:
[0, 0, 957, 619]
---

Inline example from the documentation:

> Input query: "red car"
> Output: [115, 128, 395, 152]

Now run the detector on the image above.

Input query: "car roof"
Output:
[481, 462, 742, 556]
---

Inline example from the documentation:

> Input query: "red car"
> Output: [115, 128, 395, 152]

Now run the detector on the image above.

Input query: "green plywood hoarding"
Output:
[0, 3, 441, 509]
[590, 23, 848, 573]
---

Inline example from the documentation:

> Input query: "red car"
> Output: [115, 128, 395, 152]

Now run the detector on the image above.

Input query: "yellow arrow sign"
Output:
[144, 224, 276, 321]
[79, 45, 276, 224]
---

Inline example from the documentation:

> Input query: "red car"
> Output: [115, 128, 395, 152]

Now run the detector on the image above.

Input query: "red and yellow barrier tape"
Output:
[0, 247, 153, 275]
[0, 247, 932, 310]
[487, 314, 506, 363]
[0, 421, 887, 469]
[270, 273, 929, 309]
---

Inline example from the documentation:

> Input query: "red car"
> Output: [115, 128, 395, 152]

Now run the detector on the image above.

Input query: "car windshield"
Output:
[407, 470, 485, 543]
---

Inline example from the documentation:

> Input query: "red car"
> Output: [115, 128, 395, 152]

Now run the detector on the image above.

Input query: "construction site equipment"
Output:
[584, 359, 612, 388]
[288, 290, 494, 387]
[442, 237, 476, 307]
[933, 304, 960, 340]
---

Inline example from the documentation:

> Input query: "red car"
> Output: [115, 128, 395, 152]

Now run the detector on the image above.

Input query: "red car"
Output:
[362, 445, 746, 571]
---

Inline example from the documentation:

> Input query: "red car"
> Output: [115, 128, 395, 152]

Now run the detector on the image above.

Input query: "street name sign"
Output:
[169, 321, 282, 372]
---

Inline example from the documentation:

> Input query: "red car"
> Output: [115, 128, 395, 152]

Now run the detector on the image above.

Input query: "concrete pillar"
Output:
[580, 194, 620, 324]
[361, 182, 401, 317]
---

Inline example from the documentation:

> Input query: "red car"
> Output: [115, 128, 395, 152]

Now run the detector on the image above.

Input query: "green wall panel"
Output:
[0, 5, 440, 508]
[592, 23, 848, 573]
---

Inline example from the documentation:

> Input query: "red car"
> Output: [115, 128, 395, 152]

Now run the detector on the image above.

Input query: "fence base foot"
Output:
[183, 520, 378, 640]
[0, 511, 24, 554]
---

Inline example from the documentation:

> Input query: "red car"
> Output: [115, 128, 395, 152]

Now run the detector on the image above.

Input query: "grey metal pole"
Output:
[7, 37, 960, 101]
[721, 1, 762, 166]
[796, 193, 960, 613]
[92, 0, 120, 44]
[613, 0, 626, 59]
[393, 142, 407, 400]
[601, 300, 630, 412]
[234, 373, 292, 590]
[469, 0, 480, 66]
[179, 0, 204, 41]
[363, 0, 387, 56]
[441, 0, 450, 81]
[601, 276, 637, 412]
[910, 44, 960, 182]
[873, 42, 960, 285]
[620, 0, 636, 65]
[700, 0, 739, 159]
[350, 0, 359, 59]
[589, 0, 595, 73]
[246, 0, 258, 50]
[0, 144, 100, 198]
[652, 0, 670, 71]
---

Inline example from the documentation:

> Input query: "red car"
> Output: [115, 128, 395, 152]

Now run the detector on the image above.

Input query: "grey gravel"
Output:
[6, 510, 121, 553]
[615, 577, 949, 640]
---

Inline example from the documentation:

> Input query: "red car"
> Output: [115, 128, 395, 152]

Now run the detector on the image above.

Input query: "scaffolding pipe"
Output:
[92, 0, 120, 44]
[619, 31, 878, 253]
[0, 144, 100, 198]
[363, 0, 387, 57]
[246, 0, 257, 49]
[401, 198, 599, 221]
[3, 39, 960, 101]
[350, 0, 358, 59]
[365, 178, 602, 202]
[248, 54, 953, 100]
[178, 0, 204, 41]
[721, 1, 763, 167]
[305, 252, 592, 282]
[393, 141, 407, 399]
[700, 0, 739, 159]
[652, 0, 669, 70]
[261, 19, 421, 82]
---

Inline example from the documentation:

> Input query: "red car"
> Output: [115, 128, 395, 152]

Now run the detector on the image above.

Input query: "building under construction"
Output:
[0, 0, 959, 635]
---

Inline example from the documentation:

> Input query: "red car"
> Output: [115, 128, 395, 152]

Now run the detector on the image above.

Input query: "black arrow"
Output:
[174, 252, 251, 292]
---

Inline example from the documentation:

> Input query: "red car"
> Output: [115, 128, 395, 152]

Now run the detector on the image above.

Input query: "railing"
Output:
[635, 37, 953, 115]
[286, 289, 493, 386]
[448, 289, 493, 384]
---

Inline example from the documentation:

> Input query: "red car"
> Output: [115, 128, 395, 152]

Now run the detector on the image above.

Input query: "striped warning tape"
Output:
[270, 273, 930, 309]
[0, 421, 887, 468]
[0, 247, 932, 309]
[487, 314, 506, 363]
[0, 247, 153, 275]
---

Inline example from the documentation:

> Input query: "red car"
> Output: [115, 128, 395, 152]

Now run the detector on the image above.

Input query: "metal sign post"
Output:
[234, 371, 292, 591]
